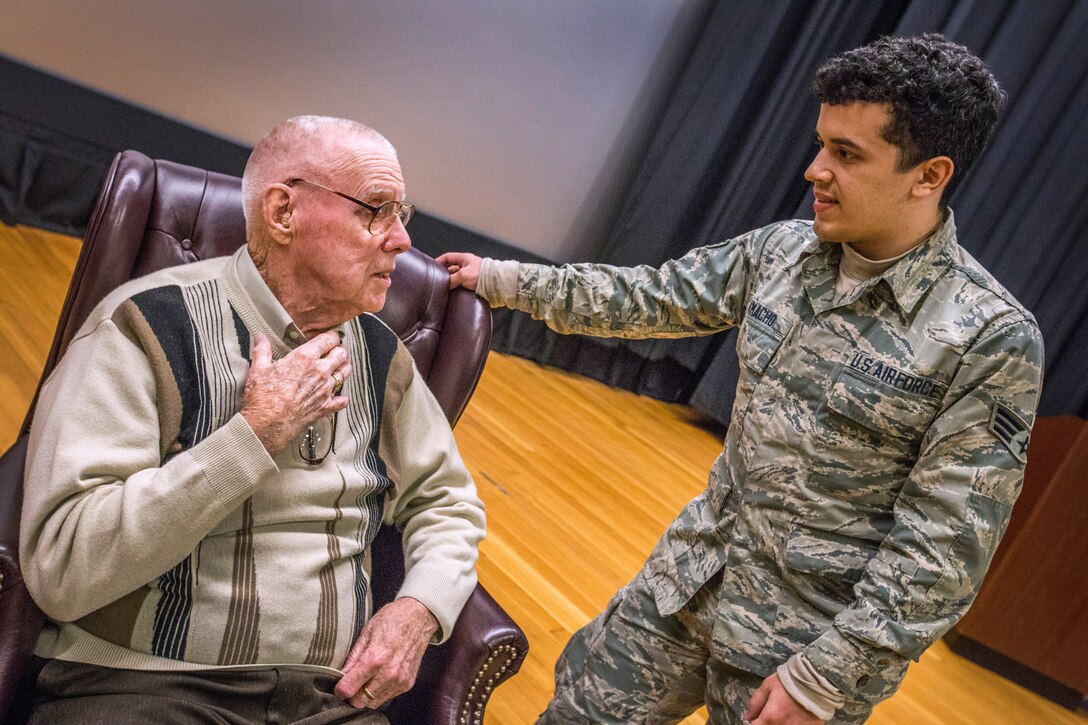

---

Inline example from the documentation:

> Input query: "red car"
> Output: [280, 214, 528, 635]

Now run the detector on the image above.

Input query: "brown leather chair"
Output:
[0, 150, 528, 723]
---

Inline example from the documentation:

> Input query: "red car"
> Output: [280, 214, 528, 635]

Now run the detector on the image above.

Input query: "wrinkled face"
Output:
[804, 102, 921, 256]
[289, 141, 411, 318]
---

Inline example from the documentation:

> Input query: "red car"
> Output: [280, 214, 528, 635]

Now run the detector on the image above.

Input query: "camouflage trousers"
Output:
[537, 568, 873, 724]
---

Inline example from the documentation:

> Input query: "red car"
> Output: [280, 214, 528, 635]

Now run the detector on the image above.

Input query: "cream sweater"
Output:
[21, 248, 485, 674]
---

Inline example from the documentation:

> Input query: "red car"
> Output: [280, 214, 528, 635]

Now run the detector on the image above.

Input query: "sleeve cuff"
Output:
[777, 652, 844, 721]
[189, 413, 277, 506]
[803, 625, 884, 697]
[478, 258, 519, 308]
[396, 562, 477, 644]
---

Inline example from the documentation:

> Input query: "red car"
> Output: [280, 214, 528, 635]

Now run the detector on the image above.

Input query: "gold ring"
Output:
[331, 371, 344, 395]
[362, 685, 376, 699]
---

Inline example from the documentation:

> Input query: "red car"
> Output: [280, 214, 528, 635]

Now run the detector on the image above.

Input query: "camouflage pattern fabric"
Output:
[486, 213, 1044, 721]
[541, 568, 877, 724]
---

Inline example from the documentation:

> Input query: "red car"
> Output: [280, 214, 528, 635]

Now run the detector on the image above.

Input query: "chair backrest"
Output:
[24, 150, 491, 436]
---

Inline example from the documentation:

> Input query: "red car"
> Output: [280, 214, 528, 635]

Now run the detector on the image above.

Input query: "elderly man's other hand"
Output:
[334, 597, 439, 709]
[436, 252, 482, 291]
[745, 673, 825, 724]
[241, 331, 351, 454]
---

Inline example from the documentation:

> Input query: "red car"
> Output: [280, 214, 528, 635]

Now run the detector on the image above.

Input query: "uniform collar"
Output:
[880, 210, 958, 314]
[800, 210, 959, 316]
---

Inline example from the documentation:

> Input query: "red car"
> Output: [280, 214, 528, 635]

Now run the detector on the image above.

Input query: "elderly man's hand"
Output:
[334, 597, 439, 709]
[745, 673, 824, 724]
[241, 331, 351, 454]
[436, 252, 483, 291]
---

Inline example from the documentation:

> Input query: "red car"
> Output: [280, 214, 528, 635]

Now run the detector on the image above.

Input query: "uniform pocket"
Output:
[782, 524, 881, 616]
[737, 318, 788, 374]
[642, 494, 728, 617]
[820, 365, 940, 459]
[774, 524, 882, 647]
[921, 490, 1013, 612]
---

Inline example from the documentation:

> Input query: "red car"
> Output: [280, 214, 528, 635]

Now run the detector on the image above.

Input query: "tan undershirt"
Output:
[834, 240, 920, 297]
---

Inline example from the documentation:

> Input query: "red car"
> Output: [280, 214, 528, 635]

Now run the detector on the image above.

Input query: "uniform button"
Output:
[180, 238, 193, 250]
[288, 330, 300, 340]
[856, 674, 870, 687]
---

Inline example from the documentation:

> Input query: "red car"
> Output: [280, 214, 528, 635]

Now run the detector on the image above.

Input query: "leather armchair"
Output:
[0, 150, 527, 723]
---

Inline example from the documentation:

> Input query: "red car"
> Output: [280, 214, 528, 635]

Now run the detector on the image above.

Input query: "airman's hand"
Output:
[436, 252, 483, 291]
[745, 673, 824, 724]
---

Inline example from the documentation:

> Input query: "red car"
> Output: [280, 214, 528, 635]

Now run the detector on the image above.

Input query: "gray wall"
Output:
[1, 0, 707, 262]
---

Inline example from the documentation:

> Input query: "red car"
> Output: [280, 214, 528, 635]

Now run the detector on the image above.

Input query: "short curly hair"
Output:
[814, 33, 1005, 198]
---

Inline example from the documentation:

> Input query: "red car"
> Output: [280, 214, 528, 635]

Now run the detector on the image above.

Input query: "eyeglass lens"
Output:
[299, 415, 336, 465]
[370, 201, 413, 233]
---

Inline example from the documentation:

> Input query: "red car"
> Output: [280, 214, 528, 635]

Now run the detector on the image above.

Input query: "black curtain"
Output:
[0, 55, 251, 235]
[491, 0, 1088, 420]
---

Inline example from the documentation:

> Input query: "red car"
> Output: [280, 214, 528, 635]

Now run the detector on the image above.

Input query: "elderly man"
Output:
[20, 116, 485, 724]
[440, 35, 1043, 724]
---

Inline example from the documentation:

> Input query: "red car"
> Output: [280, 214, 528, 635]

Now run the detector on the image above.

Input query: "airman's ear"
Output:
[913, 156, 954, 200]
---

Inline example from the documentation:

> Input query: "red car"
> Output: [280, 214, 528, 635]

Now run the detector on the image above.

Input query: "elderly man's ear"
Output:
[263, 185, 296, 246]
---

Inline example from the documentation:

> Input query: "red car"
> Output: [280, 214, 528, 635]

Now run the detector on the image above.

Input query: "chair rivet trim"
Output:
[459, 642, 521, 722]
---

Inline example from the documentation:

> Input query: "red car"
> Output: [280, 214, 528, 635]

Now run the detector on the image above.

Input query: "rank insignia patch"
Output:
[989, 401, 1030, 463]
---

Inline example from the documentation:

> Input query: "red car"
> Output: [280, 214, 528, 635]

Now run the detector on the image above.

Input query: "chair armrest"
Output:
[0, 436, 46, 721]
[384, 584, 529, 724]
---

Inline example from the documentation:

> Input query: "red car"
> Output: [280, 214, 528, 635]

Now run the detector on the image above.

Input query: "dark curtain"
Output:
[492, 0, 1088, 420]
[0, 55, 251, 236]
[0, 111, 115, 235]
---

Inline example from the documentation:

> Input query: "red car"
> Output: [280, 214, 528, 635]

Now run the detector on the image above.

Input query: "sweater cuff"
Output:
[190, 413, 277, 506]
[777, 652, 844, 721]
[478, 258, 519, 308]
[396, 562, 477, 644]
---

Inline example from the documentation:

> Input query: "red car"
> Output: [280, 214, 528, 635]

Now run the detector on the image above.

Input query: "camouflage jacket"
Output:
[479, 212, 1044, 704]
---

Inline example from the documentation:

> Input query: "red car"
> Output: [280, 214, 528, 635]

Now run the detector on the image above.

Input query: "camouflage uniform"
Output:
[479, 213, 1044, 723]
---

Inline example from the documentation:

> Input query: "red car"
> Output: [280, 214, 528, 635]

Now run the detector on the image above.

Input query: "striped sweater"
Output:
[21, 248, 485, 673]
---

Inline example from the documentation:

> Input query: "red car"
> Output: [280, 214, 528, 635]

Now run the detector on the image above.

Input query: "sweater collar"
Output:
[232, 248, 307, 348]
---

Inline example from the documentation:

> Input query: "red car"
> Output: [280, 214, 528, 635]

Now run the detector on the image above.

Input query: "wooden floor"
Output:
[0, 223, 80, 443]
[2, 221, 1084, 724]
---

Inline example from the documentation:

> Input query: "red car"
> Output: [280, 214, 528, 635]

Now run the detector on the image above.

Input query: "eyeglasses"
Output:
[286, 178, 413, 234]
[298, 413, 338, 466]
